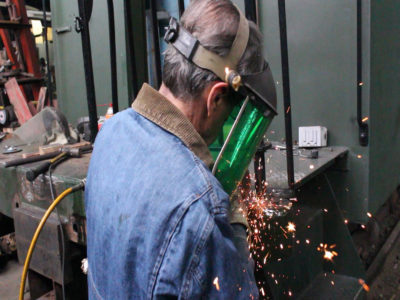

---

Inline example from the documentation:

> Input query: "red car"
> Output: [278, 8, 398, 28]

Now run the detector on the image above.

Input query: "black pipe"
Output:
[124, 0, 139, 103]
[178, 0, 185, 18]
[357, 0, 368, 146]
[107, 0, 119, 113]
[42, 0, 53, 107]
[77, 0, 98, 143]
[278, 0, 295, 188]
[149, 0, 162, 88]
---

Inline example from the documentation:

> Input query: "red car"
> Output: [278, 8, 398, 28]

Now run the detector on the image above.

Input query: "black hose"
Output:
[107, 0, 118, 113]
[77, 0, 98, 143]
[278, 0, 295, 189]
[42, 0, 53, 107]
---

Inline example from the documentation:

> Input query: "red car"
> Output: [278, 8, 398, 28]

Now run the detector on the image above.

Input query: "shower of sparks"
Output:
[213, 277, 220, 291]
[237, 172, 300, 299]
[358, 279, 370, 292]
[362, 117, 369, 122]
[344, 219, 348, 224]
[288, 290, 292, 297]
[305, 239, 310, 244]
[317, 243, 338, 262]
[367, 212, 372, 218]
[309, 164, 315, 170]
[286, 222, 296, 232]
[361, 224, 366, 229]
[286, 106, 291, 114]
[359, 82, 364, 86]
[357, 154, 363, 159]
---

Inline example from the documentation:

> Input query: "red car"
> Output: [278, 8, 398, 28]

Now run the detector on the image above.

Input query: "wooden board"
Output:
[36, 87, 47, 112]
[5, 77, 32, 124]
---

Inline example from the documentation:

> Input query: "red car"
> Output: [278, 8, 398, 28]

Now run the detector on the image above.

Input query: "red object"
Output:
[0, 0, 42, 101]
[5, 77, 32, 124]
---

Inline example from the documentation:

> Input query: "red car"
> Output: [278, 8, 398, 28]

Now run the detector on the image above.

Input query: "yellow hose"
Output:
[19, 187, 73, 300]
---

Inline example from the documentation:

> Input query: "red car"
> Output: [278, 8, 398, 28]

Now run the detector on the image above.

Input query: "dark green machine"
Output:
[0, 0, 399, 299]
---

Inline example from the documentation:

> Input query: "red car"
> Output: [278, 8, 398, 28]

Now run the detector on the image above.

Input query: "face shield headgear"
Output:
[164, 6, 278, 195]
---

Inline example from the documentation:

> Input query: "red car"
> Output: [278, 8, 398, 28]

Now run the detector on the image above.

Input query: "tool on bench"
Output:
[26, 147, 82, 182]
[3, 142, 92, 168]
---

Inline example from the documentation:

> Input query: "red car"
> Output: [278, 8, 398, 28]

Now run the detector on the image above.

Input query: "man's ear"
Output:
[206, 82, 229, 117]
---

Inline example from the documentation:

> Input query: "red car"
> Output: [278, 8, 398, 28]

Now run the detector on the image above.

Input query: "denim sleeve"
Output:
[184, 212, 259, 300]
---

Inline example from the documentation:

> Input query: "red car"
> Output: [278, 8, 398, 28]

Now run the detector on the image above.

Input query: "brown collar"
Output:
[132, 84, 213, 169]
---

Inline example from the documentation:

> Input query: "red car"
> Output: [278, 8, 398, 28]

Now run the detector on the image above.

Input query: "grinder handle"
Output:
[26, 161, 51, 182]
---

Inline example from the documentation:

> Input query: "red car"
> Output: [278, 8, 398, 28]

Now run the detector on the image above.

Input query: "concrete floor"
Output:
[0, 257, 26, 300]
[2, 235, 400, 300]
[368, 233, 400, 300]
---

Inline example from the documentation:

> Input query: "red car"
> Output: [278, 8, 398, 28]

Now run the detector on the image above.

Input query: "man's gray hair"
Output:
[163, 0, 264, 102]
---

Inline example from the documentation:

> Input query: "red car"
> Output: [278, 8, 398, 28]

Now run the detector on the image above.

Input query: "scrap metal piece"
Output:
[3, 145, 22, 154]
[0, 232, 16, 255]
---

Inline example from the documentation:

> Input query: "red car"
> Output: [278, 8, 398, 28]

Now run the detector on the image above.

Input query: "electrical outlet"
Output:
[299, 126, 328, 148]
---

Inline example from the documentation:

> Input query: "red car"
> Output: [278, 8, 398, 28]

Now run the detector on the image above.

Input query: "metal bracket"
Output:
[74, 17, 82, 33]
[55, 26, 71, 34]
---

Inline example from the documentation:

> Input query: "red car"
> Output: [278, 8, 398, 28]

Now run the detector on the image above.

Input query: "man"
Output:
[86, 0, 265, 298]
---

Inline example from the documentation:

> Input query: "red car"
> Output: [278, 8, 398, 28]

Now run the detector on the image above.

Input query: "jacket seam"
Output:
[180, 213, 215, 299]
[147, 186, 212, 300]
[87, 267, 104, 300]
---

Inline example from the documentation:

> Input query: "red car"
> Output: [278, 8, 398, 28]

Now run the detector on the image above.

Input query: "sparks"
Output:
[344, 219, 348, 224]
[305, 239, 310, 244]
[358, 279, 370, 292]
[367, 212, 372, 218]
[260, 287, 265, 296]
[362, 116, 369, 122]
[317, 243, 339, 262]
[361, 224, 366, 229]
[357, 154, 363, 159]
[309, 164, 315, 170]
[213, 277, 220, 291]
[288, 290, 292, 297]
[286, 222, 296, 232]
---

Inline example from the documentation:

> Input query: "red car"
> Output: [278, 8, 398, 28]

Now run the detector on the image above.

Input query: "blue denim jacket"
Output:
[85, 84, 259, 299]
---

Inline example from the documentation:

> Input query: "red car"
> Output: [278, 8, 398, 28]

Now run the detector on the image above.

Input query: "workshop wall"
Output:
[51, 0, 134, 123]
[232, 0, 400, 223]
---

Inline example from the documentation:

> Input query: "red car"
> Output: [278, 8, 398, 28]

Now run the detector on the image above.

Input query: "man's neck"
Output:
[158, 84, 207, 139]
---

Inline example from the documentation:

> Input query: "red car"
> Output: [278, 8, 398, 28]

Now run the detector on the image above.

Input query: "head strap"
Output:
[164, 5, 249, 81]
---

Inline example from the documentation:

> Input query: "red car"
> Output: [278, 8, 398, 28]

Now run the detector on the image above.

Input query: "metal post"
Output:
[245, 0, 266, 194]
[124, 0, 140, 103]
[107, 0, 119, 113]
[77, 0, 98, 143]
[42, 0, 53, 107]
[149, 0, 162, 88]
[357, 0, 368, 146]
[278, 0, 295, 189]
[178, 0, 185, 18]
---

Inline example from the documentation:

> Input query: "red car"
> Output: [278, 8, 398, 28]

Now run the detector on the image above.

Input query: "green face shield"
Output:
[164, 6, 278, 196]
